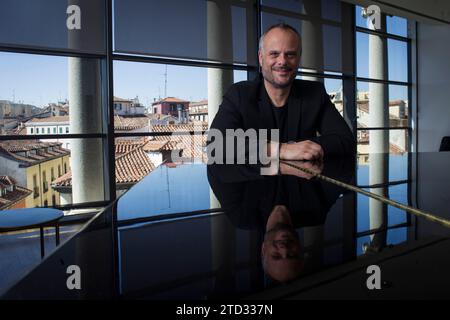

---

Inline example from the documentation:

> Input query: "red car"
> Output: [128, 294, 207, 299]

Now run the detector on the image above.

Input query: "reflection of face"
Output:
[259, 27, 301, 90]
[262, 223, 304, 282]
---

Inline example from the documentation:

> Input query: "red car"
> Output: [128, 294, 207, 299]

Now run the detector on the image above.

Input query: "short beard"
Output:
[265, 223, 299, 240]
[262, 72, 294, 89]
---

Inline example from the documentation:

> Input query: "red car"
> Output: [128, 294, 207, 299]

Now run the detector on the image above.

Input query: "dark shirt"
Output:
[271, 104, 288, 143]
[265, 86, 290, 143]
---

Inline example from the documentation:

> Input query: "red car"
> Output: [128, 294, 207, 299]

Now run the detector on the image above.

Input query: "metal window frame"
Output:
[354, 10, 415, 242]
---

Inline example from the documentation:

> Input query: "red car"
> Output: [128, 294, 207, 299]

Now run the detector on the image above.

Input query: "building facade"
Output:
[189, 100, 208, 122]
[0, 141, 70, 207]
[24, 116, 71, 149]
[114, 96, 145, 115]
[151, 97, 189, 122]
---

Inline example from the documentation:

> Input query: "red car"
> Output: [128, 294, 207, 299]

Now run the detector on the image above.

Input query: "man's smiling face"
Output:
[259, 27, 301, 90]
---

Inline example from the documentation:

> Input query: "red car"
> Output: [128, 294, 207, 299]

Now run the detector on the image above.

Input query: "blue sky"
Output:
[0, 6, 409, 107]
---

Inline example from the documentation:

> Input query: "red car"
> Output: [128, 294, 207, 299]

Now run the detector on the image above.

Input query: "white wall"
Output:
[417, 23, 450, 152]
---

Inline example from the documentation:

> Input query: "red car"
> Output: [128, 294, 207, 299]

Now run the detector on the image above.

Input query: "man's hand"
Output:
[280, 140, 324, 161]
[279, 160, 324, 180]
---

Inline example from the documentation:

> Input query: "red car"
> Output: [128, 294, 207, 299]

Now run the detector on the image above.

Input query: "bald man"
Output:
[210, 23, 355, 163]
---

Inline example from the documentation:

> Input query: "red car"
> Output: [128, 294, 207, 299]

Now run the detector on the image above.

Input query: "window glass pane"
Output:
[356, 5, 408, 38]
[294, 77, 343, 116]
[113, 0, 255, 65]
[0, 0, 106, 54]
[261, 12, 348, 73]
[356, 82, 409, 128]
[113, 61, 247, 218]
[0, 139, 69, 209]
[357, 141, 408, 186]
[387, 15, 408, 37]
[357, 33, 408, 82]
[389, 84, 409, 126]
[113, 61, 247, 131]
[325, 78, 343, 116]
[388, 38, 408, 82]
[355, 5, 367, 29]
[0, 52, 107, 137]
[0, 138, 106, 211]
[356, 31, 373, 80]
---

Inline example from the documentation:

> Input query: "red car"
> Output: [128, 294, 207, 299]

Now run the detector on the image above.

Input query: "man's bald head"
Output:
[258, 23, 302, 56]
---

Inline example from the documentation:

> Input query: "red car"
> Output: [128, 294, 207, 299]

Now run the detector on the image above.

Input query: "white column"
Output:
[67, 0, 105, 204]
[301, 0, 324, 83]
[207, 0, 234, 127]
[68, 57, 104, 203]
[365, 11, 389, 248]
[207, 0, 236, 288]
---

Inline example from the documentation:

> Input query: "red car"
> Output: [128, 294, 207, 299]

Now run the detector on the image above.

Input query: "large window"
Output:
[354, 5, 413, 247]
[0, 1, 415, 238]
[0, 0, 109, 211]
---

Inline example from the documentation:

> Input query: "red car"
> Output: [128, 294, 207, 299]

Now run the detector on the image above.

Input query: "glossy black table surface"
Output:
[2, 152, 450, 299]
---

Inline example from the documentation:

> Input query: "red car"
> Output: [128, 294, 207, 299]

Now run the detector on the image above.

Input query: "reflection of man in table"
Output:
[207, 157, 354, 284]
[261, 205, 304, 283]
[210, 23, 355, 162]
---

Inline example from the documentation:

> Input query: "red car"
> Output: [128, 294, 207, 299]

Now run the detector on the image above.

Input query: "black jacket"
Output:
[207, 156, 355, 230]
[210, 77, 355, 157]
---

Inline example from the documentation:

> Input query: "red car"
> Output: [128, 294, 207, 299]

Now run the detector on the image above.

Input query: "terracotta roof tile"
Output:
[27, 116, 69, 123]
[52, 171, 72, 187]
[0, 141, 70, 166]
[151, 123, 207, 161]
[114, 115, 149, 131]
[115, 138, 146, 154]
[0, 176, 32, 210]
[115, 147, 156, 184]
[53, 146, 156, 188]
[152, 97, 189, 105]
[189, 100, 208, 107]
[142, 140, 170, 152]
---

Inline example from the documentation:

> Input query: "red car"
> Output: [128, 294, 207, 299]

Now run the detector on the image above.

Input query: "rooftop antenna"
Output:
[164, 65, 168, 98]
